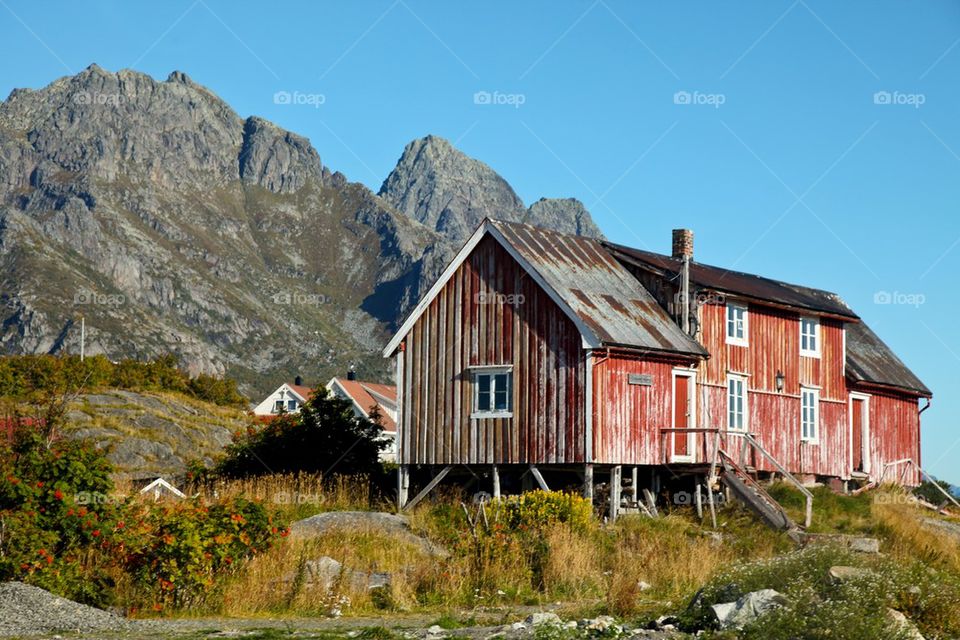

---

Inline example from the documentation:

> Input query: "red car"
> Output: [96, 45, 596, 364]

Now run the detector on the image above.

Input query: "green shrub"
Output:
[0, 354, 246, 407]
[0, 419, 119, 604]
[683, 544, 960, 639]
[124, 497, 284, 610]
[0, 419, 285, 612]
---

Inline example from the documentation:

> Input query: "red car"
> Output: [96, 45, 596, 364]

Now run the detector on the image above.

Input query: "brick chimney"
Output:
[672, 229, 694, 260]
[294, 375, 303, 386]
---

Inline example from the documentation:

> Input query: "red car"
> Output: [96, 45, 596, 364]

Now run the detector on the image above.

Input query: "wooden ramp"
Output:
[719, 450, 805, 543]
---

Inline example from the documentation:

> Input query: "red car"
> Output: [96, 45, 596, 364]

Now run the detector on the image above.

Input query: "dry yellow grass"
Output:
[873, 487, 960, 573]
[192, 473, 375, 517]
[540, 525, 604, 598]
[222, 524, 436, 615]
[606, 515, 739, 614]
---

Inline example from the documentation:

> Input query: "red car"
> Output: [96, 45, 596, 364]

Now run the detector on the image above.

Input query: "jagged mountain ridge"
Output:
[379, 135, 603, 246]
[0, 65, 603, 396]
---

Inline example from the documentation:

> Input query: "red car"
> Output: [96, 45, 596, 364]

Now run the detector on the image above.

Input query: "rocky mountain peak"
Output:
[527, 197, 603, 238]
[379, 134, 604, 246]
[378, 135, 525, 245]
[238, 116, 326, 194]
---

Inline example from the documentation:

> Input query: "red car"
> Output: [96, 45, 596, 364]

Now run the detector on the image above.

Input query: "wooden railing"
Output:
[736, 432, 813, 528]
[880, 458, 960, 510]
[659, 426, 813, 528]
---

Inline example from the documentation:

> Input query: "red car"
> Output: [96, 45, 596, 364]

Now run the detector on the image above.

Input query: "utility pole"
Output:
[80, 316, 85, 361]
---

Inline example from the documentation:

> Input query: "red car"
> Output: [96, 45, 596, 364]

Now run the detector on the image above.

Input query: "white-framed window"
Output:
[801, 387, 819, 443]
[727, 374, 747, 432]
[471, 366, 513, 417]
[800, 316, 820, 358]
[273, 400, 285, 413]
[726, 303, 749, 346]
[287, 399, 298, 411]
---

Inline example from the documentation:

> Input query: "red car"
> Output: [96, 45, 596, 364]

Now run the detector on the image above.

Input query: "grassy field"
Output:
[150, 475, 960, 639]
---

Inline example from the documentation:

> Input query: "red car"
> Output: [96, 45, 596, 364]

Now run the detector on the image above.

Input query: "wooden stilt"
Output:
[631, 467, 639, 503]
[642, 488, 659, 517]
[609, 465, 622, 522]
[397, 465, 410, 510]
[492, 465, 501, 498]
[584, 463, 594, 500]
[402, 465, 452, 511]
[529, 464, 550, 491]
[695, 477, 703, 519]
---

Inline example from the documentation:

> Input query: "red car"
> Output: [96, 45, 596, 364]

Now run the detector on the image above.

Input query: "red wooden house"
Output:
[384, 220, 931, 511]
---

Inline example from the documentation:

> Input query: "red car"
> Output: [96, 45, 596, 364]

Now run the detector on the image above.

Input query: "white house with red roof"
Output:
[326, 372, 398, 462]
[251, 376, 315, 416]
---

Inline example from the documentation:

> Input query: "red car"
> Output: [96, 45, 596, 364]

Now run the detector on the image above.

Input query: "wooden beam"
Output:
[397, 465, 410, 510]
[642, 488, 659, 517]
[630, 467, 639, 503]
[610, 465, 622, 522]
[583, 463, 594, 501]
[402, 465, 452, 511]
[529, 465, 550, 491]
[492, 464, 501, 499]
[695, 477, 703, 519]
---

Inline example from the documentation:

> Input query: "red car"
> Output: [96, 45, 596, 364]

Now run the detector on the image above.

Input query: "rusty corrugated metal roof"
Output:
[605, 242, 859, 320]
[490, 220, 707, 357]
[846, 322, 931, 397]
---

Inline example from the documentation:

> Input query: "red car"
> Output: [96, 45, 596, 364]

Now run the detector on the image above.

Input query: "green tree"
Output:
[215, 386, 387, 479]
[915, 479, 957, 505]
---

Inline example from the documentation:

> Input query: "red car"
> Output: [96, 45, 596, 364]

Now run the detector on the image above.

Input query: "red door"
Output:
[851, 398, 864, 472]
[674, 375, 690, 458]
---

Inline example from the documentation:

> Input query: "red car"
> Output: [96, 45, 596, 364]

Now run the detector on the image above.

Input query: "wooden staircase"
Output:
[703, 430, 812, 543]
[718, 450, 805, 542]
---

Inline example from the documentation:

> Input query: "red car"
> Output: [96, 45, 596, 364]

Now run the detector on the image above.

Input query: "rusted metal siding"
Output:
[490, 221, 705, 356]
[697, 301, 848, 477]
[399, 235, 586, 466]
[591, 353, 686, 465]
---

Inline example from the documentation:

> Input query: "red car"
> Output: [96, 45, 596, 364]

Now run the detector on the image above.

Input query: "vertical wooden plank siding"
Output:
[860, 390, 922, 485]
[399, 235, 586, 465]
[591, 354, 683, 465]
[697, 301, 848, 477]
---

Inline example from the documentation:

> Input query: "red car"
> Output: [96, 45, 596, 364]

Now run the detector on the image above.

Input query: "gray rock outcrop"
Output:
[379, 135, 604, 246]
[0, 67, 602, 397]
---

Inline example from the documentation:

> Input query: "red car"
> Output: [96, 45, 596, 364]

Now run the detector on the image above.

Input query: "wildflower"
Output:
[92, 529, 101, 537]
[53, 489, 64, 501]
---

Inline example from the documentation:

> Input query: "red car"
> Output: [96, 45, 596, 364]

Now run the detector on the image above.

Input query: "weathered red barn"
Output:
[384, 220, 931, 513]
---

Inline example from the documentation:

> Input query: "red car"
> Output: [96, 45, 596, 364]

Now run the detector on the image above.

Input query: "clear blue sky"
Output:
[2, 1, 958, 484]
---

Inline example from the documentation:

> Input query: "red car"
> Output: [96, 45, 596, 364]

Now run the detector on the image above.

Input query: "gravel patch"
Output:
[0, 581, 135, 637]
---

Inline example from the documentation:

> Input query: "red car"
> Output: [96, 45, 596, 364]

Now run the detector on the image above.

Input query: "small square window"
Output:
[726, 303, 748, 346]
[800, 316, 820, 357]
[472, 368, 513, 417]
[273, 400, 284, 413]
[288, 399, 298, 411]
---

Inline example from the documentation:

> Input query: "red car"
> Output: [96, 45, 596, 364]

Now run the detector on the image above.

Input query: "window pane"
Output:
[477, 374, 491, 411]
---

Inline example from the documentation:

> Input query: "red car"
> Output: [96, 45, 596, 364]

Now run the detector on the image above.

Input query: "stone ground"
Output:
[0, 582, 680, 639]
